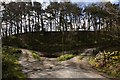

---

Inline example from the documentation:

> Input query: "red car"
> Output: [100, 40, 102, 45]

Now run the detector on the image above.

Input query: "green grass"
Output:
[2, 46, 26, 78]
[31, 51, 41, 61]
[57, 54, 75, 61]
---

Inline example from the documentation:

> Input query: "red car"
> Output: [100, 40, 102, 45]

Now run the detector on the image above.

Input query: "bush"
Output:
[2, 46, 25, 78]
[89, 51, 120, 77]
[57, 54, 75, 61]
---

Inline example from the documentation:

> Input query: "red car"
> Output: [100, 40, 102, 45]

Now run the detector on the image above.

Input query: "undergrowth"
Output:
[2, 46, 26, 79]
[89, 51, 120, 78]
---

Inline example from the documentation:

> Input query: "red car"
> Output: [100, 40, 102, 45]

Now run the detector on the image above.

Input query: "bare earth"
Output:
[18, 49, 110, 79]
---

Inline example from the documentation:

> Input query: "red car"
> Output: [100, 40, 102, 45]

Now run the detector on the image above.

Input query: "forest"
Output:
[1, 0, 120, 79]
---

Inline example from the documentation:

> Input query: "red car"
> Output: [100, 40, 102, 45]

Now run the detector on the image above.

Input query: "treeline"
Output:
[1, 1, 120, 37]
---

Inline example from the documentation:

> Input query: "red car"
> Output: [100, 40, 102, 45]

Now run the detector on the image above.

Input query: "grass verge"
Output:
[57, 54, 75, 61]
[31, 51, 41, 61]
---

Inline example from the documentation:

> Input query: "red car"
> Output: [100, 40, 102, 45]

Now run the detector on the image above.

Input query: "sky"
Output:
[34, 0, 119, 3]
[1, 0, 119, 3]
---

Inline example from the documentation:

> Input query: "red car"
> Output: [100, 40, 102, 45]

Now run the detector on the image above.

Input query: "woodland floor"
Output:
[18, 49, 110, 79]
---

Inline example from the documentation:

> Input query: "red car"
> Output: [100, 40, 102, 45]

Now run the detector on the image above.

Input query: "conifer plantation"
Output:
[1, 1, 120, 79]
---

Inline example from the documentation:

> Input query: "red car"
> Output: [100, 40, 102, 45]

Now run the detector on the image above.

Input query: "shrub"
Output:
[2, 46, 25, 78]
[57, 54, 75, 61]
[89, 51, 120, 77]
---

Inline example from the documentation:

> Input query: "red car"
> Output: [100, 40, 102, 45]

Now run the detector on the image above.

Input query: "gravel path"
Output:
[18, 49, 109, 79]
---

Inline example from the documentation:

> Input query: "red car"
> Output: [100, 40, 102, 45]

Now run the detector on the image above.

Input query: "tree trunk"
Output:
[41, 15, 44, 32]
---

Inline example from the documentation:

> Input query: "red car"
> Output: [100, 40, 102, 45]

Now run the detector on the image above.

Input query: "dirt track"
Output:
[18, 49, 109, 79]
